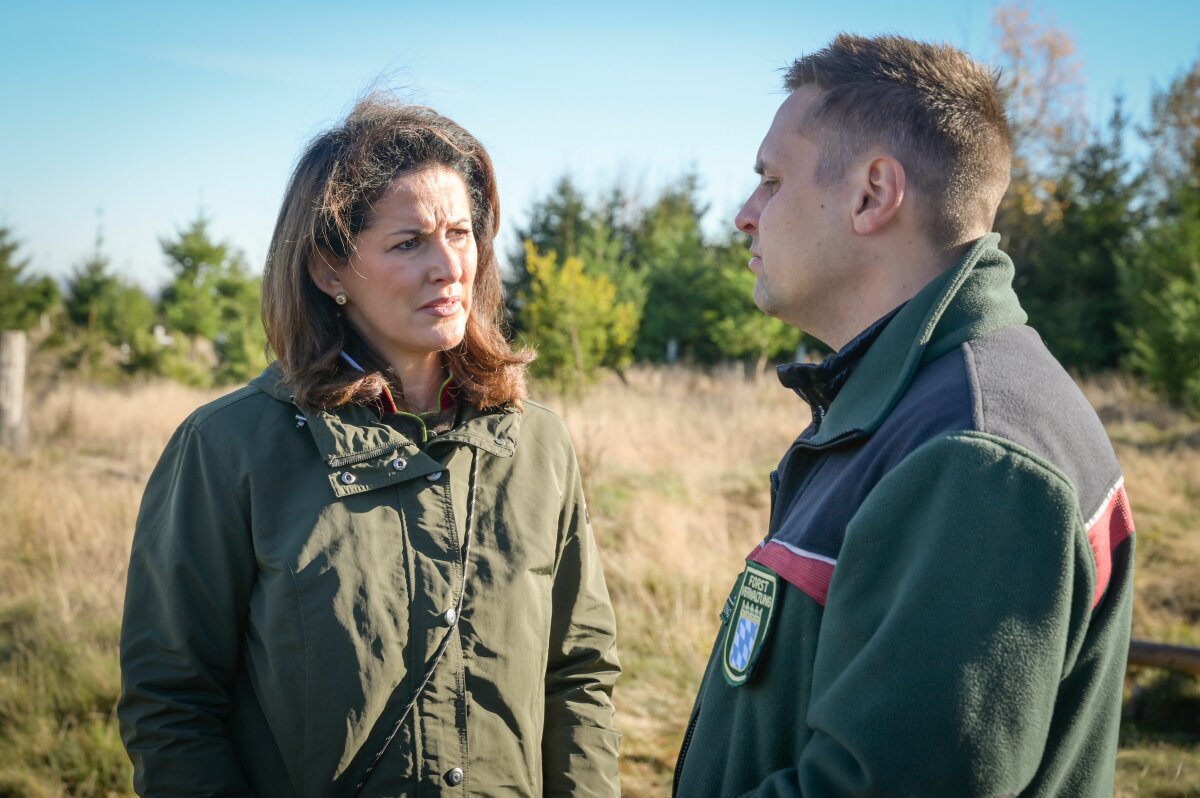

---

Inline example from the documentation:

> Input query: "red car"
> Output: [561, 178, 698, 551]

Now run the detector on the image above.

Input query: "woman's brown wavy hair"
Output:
[262, 95, 531, 411]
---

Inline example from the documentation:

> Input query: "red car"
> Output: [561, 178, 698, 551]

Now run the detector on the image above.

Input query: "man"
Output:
[674, 34, 1134, 797]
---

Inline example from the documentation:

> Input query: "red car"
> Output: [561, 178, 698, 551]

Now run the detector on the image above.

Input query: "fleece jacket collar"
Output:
[249, 364, 520, 467]
[778, 233, 1027, 449]
[778, 305, 901, 431]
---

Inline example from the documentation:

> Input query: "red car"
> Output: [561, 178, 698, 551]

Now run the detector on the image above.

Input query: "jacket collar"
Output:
[777, 305, 900, 431]
[250, 364, 520, 467]
[779, 233, 1027, 448]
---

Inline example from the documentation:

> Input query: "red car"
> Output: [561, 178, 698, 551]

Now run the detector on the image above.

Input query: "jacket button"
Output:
[445, 767, 464, 786]
[442, 608, 458, 626]
[391, 457, 407, 471]
[426, 471, 443, 482]
[339, 472, 357, 485]
[494, 435, 506, 445]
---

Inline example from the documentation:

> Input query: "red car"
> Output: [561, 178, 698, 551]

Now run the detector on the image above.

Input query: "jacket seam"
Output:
[288, 554, 311, 794]
[182, 421, 251, 529]
[399, 497, 419, 791]
[554, 453, 578, 572]
[961, 341, 986, 432]
[911, 430, 1095, 609]
[922, 430, 1079, 502]
[187, 382, 269, 426]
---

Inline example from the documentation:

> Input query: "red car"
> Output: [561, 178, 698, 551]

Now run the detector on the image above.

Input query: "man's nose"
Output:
[735, 196, 759, 236]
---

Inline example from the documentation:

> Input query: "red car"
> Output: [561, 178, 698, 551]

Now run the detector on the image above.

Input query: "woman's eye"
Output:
[393, 238, 419, 252]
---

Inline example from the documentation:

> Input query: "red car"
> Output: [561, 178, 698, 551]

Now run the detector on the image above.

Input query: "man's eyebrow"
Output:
[754, 160, 764, 176]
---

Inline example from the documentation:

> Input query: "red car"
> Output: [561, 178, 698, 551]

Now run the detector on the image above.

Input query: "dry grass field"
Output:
[0, 367, 1197, 795]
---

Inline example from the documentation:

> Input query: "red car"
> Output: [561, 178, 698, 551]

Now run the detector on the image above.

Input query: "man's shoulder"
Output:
[962, 325, 1121, 505]
[869, 323, 1122, 541]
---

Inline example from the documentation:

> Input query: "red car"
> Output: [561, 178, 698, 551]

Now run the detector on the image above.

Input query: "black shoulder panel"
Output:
[963, 326, 1122, 519]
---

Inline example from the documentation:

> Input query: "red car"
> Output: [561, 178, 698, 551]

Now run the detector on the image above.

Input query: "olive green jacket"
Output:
[119, 366, 621, 797]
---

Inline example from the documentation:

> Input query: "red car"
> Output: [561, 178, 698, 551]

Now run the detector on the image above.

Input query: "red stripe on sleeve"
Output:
[1087, 483, 1135, 609]
[748, 541, 836, 607]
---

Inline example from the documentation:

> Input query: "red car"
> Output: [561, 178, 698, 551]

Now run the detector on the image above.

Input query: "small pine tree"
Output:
[63, 243, 160, 376]
[630, 175, 715, 363]
[1120, 185, 1200, 409]
[0, 227, 58, 331]
[159, 215, 267, 385]
[1020, 101, 1142, 371]
[1120, 58, 1200, 410]
[518, 242, 638, 394]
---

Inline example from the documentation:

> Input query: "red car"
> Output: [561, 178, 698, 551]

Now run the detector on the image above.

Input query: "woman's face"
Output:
[313, 166, 478, 373]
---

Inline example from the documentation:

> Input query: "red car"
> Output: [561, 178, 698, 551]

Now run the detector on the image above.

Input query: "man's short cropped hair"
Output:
[784, 33, 1013, 247]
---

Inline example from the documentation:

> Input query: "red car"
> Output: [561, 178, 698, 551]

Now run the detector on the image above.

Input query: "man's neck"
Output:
[819, 239, 971, 350]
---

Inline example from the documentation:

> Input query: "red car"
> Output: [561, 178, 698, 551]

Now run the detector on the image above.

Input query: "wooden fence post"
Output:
[0, 330, 28, 452]
[1128, 639, 1200, 676]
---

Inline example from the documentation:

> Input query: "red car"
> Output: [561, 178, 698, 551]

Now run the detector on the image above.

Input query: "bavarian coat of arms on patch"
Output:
[722, 561, 779, 686]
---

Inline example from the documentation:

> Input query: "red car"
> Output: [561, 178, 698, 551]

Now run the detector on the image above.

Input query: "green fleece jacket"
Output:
[674, 235, 1135, 797]
[119, 367, 621, 797]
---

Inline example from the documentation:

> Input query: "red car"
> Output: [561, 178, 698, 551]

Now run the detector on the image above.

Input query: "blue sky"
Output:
[1, 0, 1197, 289]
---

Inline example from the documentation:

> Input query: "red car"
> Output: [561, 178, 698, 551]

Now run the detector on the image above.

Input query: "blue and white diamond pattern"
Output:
[729, 616, 759, 671]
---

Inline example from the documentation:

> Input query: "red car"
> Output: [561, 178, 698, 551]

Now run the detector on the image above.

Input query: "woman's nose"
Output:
[428, 238, 464, 282]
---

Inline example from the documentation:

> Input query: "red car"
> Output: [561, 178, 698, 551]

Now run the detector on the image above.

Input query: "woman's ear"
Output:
[850, 155, 905, 235]
[307, 251, 344, 300]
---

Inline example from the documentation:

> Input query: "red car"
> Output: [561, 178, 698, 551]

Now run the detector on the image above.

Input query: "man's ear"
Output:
[307, 251, 344, 300]
[850, 156, 905, 235]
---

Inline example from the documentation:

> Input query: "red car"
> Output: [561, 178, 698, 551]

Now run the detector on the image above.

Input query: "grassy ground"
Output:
[0, 368, 1196, 795]
[1079, 376, 1200, 797]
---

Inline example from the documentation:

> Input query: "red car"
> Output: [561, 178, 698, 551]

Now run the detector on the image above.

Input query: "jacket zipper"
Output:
[327, 442, 403, 468]
[675, 579, 740, 795]
[672, 699, 702, 796]
[768, 469, 780, 531]
[792, 383, 827, 430]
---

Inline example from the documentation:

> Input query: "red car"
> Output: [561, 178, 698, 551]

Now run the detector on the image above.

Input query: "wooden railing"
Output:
[1129, 639, 1200, 675]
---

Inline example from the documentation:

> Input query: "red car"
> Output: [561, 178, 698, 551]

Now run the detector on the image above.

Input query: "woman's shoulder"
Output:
[499, 398, 582, 471]
[513, 398, 572, 440]
[178, 367, 297, 448]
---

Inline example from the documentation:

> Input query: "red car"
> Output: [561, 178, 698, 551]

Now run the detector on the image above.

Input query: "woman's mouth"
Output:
[421, 297, 462, 317]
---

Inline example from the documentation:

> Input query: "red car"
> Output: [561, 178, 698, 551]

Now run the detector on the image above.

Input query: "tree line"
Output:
[508, 9, 1200, 404]
[2, 8, 1198, 407]
[0, 218, 265, 388]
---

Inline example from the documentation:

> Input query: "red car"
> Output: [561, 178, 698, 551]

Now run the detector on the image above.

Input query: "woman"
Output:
[118, 97, 621, 797]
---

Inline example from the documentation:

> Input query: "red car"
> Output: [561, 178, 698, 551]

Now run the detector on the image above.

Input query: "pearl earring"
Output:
[335, 292, 348, 306]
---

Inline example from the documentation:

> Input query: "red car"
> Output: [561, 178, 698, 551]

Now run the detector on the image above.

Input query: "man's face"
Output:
[735, 88, 856, 338]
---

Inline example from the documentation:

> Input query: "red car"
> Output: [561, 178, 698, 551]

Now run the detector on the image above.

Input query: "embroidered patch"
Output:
[722, 561, 778, 686]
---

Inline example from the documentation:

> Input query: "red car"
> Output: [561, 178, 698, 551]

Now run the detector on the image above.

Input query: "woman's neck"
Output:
[389, 352, 447, 414]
